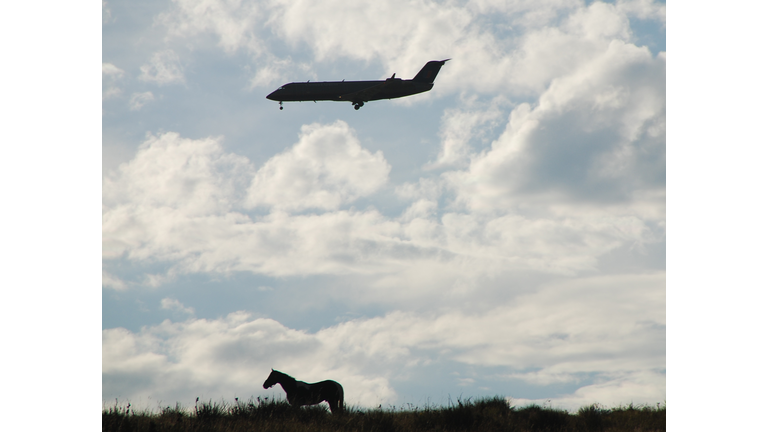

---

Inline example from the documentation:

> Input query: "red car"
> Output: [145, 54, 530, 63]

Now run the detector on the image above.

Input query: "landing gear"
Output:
[353, 101, 364, 110]
[279, 101, 283, 110]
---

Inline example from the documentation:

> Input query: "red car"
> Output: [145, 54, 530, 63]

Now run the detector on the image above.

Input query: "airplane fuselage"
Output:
[267, 79, 433, 103]
[266, 59, 449, 110]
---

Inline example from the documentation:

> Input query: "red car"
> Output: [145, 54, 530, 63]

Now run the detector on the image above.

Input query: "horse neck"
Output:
[276, 374, 297, 391]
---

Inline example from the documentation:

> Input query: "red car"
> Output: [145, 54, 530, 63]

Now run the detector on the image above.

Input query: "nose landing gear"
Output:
[353, 101, 364, 110]
[279, 101, 283, 110]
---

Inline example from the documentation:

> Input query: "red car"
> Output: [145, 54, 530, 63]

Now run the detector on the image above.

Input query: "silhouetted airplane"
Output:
[266, 59, 450, 110]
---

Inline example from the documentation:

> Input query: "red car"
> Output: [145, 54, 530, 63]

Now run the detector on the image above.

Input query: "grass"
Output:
[103, 396, 665, 431]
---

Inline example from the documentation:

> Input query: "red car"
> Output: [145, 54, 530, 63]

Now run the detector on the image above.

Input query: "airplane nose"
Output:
[266, 91, 277, 100]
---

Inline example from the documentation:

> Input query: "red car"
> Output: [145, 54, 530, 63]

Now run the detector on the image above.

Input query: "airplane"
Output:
[266, 59, 450, 110]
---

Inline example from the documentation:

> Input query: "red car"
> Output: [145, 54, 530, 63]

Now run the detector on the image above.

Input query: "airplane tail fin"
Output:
[412, 59, 450, 83]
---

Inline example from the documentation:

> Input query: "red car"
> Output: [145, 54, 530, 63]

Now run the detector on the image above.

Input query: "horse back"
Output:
[287, 379, 344, 413]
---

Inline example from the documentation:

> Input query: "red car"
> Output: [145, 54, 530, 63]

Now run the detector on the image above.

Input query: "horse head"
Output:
[264, 369, 292, 389]
[263, 369, 278, 389]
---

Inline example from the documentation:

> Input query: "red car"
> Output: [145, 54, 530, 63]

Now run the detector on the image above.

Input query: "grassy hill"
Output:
[103, 396, 665, 431]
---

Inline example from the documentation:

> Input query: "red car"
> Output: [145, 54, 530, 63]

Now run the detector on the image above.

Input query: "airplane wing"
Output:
[339, 78, 401, 102]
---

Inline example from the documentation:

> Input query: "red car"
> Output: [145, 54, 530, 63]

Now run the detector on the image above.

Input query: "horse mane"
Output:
[272, 369, 296, 383]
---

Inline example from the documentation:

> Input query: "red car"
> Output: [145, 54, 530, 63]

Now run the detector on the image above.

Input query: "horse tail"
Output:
[338, 383, 344, 413]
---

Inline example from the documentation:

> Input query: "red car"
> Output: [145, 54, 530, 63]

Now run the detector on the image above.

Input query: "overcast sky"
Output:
[101, 0, 667, 411]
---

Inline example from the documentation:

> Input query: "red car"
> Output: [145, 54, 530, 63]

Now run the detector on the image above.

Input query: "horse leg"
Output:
[329, 389, 343, 414]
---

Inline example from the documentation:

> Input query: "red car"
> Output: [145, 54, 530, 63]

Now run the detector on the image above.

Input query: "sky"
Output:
[101, 0, 668, 412]
[6, 2, 768, 430]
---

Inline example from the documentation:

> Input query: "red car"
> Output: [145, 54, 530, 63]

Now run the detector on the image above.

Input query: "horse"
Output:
[262, 369, 344, 414]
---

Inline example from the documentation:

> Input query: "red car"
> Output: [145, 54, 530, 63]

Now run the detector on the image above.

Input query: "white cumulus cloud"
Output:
[102, 131, 254, 263]
[103, 118, 658, 289]
[246, 121, 390, 212]
[445, 41, 665, 216]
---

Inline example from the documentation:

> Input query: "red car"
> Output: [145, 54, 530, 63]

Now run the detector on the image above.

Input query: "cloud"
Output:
[103, 311, 396, 408]
[103, 119, 659, 290]
[129, 91, 155, 111]
[161, 298, 195, 315]
[103, 1, 113, 24]
[153, 0, 664, 98]
[139, 50, 186, 85]
[262, 0, 661, 98]
[159, 0, 267, 55]
[271, 0, 470, 66]
[444, 40, 665, 215]
[508, 370, 666, 411]
[616, 0, 666, 24]
[248, 56, 290, 88]
[102, 63, 124, 100]
[102, 63, 124, 77]
[102, 271, 127, 290]
[103, 272, 664, 408]
[246, 121, 390, 212]
[425, 95, 509, 169]
[103, 132, 253, 218]
[102, 131, 254, 264]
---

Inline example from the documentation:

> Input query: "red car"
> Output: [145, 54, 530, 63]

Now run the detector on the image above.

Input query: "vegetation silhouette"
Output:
[102, 396, 666, 431]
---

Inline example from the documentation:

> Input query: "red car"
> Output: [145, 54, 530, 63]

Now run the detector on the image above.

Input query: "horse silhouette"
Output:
[262, 369, 344, 413]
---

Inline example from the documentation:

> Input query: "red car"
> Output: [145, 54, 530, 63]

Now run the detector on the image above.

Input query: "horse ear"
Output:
[271, 368, 274, 371]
